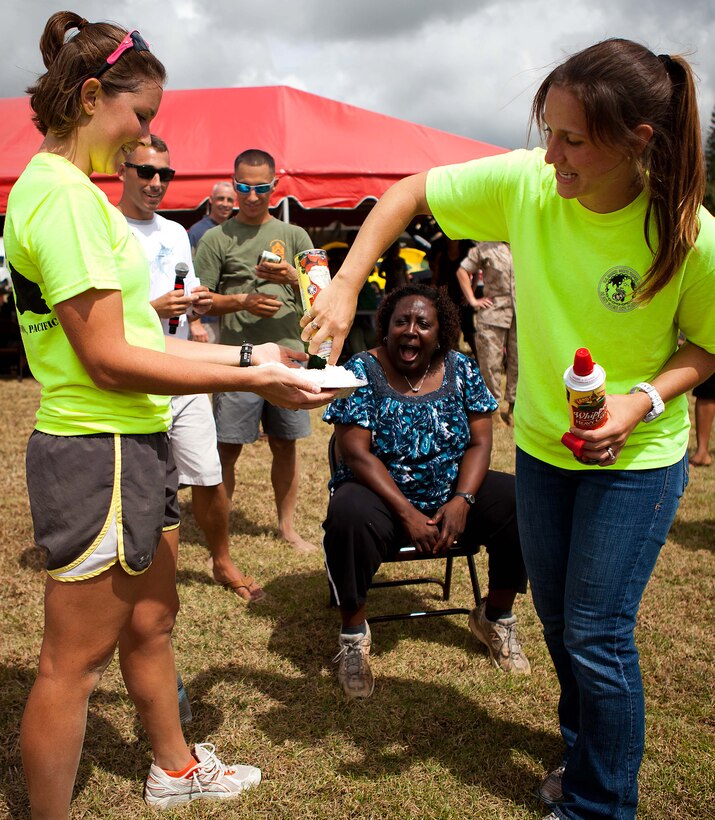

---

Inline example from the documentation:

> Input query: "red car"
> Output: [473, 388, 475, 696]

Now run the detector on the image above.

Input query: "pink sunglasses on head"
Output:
[92, 30, 151, 79]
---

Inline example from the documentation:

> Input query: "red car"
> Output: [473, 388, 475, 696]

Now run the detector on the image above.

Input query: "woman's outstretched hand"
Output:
[251, 363, 338, 410]
[252, 343, 309, 368]
[299, 277, 359, 365]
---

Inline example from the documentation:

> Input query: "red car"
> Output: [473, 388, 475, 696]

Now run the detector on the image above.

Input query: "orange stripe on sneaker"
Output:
[162, 757, 198, 778]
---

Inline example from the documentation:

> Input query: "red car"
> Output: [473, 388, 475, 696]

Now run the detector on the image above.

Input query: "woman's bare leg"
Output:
[691, 397, 715, 466]
[118, 530, 192, 770]
[21, 564, 137, 819]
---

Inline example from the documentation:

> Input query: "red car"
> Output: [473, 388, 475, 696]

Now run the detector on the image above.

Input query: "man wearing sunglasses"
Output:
[194, 148, 317, 554]
[118, 136, 266, 603]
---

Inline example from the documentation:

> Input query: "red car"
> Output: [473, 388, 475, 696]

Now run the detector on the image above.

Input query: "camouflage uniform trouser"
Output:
[476, 318, 518, 404]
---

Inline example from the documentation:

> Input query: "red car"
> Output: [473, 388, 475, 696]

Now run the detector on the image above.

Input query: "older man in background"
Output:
[188, 181, 237, 252]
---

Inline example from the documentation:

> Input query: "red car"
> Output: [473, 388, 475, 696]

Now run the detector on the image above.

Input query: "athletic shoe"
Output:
[144, 742, 261, 809]
[333, 623, 374, 699]
[538, 765, 565, 804]
[543, 813, 560, 819]
[468, 600, 531, 674]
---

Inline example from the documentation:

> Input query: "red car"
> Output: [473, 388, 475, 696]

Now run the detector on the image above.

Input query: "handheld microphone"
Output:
[168, 262, 190, 335]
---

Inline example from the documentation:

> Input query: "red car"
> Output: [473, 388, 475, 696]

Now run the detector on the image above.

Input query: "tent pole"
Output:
[281, 198, 290, 223]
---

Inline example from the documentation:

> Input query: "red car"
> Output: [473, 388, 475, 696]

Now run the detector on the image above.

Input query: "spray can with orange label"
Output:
[561, 348, 608, 458]
[295, 249, 333, 361]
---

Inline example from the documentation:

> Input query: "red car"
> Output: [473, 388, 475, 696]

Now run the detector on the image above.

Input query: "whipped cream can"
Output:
[563, 347, 608, 430]
[295, 249, 333, 360]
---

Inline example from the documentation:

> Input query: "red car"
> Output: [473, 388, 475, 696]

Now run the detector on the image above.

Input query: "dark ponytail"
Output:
[28, 10, 166, 138]
[643, 53, 704, 300]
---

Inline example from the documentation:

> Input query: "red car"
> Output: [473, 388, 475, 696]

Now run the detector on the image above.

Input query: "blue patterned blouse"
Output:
[323, 350, 497, 512]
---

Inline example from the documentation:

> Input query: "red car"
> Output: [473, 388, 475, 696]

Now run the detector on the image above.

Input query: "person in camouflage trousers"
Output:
[457, 242, 517, 424]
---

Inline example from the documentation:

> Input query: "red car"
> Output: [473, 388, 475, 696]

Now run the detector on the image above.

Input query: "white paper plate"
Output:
[302, 365, 367, 397]
[258, 363, 367, 397]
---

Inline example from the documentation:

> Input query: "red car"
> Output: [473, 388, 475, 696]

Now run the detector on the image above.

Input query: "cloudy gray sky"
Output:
[3, 0, 714, 149]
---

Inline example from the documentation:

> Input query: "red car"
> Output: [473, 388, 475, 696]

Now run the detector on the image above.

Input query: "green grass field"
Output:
[0, 377, 712, 819]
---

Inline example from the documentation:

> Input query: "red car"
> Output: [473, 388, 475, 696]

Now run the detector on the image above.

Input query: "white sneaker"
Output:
[333, 623, 374, 699]
[144, 742, 261, 809]
[468, 600, 531, 675]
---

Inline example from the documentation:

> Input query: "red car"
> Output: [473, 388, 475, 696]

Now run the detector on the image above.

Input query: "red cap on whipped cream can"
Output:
[561, 348, 608, 460]
[563, 348, 608, 430]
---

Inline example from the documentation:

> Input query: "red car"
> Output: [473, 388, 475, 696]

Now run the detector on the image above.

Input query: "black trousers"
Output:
[323, 470, 528, 613]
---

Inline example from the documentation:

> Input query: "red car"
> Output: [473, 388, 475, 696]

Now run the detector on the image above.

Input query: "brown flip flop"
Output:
[223, 576, 267, 603]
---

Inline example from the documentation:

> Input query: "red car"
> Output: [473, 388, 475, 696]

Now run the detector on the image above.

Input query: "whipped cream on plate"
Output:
[258, 363, 367, 396]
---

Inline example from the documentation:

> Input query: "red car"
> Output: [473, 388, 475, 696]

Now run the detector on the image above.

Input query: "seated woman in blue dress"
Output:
[323, 283, 530, 699]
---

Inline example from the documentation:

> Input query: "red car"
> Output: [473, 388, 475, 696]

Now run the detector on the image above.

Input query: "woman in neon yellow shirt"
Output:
[304, 39, 715, 820]
[5, 11, 334, 816]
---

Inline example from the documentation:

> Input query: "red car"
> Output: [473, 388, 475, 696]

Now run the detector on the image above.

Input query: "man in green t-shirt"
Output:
[194, 149, 316, 553]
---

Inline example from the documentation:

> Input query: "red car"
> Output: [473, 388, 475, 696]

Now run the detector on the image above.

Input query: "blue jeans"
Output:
[515, 448, 688, 819]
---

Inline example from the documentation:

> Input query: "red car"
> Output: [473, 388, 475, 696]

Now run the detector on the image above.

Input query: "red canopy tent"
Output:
[0, 85, 507, 219]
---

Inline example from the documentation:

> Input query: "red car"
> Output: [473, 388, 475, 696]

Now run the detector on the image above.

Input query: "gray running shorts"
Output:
[26, 431, 180, 582]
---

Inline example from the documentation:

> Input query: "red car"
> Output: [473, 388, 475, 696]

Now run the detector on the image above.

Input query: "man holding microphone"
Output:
[118, 135, 265, 603]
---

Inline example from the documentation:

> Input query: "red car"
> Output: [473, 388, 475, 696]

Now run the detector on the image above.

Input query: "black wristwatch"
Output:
[454, 491, 475, 505]
[239, 343, 253, 367]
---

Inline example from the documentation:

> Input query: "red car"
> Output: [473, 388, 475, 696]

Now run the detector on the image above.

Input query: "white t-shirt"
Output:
[126, 214, 201, 341]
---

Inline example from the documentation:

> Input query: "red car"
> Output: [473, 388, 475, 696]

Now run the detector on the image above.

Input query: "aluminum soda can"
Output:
[257, 250, 283, 265]
[295, 249, 333, 360]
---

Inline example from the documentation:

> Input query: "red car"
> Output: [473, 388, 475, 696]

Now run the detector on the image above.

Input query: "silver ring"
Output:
[310, 320, 320, 331]
[607, 447, 616, 461]
[306, 309, 314, 320]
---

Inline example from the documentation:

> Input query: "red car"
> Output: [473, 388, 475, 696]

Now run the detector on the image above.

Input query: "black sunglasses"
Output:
[124, 162, 175, 182]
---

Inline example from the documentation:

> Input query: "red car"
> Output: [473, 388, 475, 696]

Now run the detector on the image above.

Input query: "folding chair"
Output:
[327, 432, 482, 623]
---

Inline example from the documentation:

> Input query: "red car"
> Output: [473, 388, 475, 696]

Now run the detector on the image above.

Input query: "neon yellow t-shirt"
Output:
[427, 148, 715, 470]
[4, 153, 170, 435]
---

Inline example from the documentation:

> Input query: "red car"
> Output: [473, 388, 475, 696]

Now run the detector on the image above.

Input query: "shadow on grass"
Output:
[188, 661, 557, 809]
[0, 570, 555, 815]
[252, 568, 484, 661]
[177, 497, 275, 541]
[0, 665, 151, 818]
[180, 570, 560, 810]
[668, 518, 715, 554]
[18, 546, 46, 573]
[0, 664, 33, 819]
